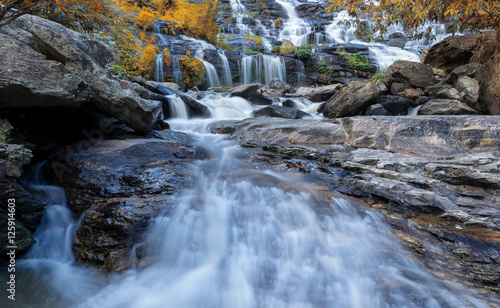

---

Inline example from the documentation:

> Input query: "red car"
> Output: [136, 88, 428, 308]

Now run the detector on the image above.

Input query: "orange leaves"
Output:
[139, 31, 156, 44]
[139, 45, 160, 78]
[163, 48, 172, 68]
[330, 0, 500, 41]
[179, 56, 205, 90]
[136, 8, 156, 30]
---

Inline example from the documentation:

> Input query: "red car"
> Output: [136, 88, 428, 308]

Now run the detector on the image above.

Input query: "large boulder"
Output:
[48, 134, 207, 270]
[321, 80, 384, 118]
[445, 62, 482, 86]
[383, 61, 435, 89]
[372, 95, 413, 115]
[0, 14, 115, 67]
[475, 53, 500, 115]
[454, 76, 479, 107]
[418, 99, 477, 115]
[31, 25, 163, 133]
[422, 31, 496, 72]
[293, 84, 342, 102]
[0, 33, 89, 108]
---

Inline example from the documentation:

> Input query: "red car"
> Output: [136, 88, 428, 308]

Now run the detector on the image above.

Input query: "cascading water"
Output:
[240, 54, 286, 86]
[154, 52, 165, 82]
[276, 0, 312, 46]
[8, 95, 497, 308]
[201, 60, 220, 89]
[218, 51, 233, 88]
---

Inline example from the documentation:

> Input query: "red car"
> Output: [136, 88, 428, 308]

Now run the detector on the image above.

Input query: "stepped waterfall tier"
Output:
[1, 0, 500, 308]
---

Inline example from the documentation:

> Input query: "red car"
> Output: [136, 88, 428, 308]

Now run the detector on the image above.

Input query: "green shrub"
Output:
[370, 70, 386, 82]
[295, 44, 313, 61]
[317, 61, 327, 73]
[271, 46, 280, 53]
[346, 54, 371, 72]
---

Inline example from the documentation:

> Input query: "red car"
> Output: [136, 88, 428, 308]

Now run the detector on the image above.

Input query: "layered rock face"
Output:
[0, 15, 163, 133]
[210, 115, 500, 293]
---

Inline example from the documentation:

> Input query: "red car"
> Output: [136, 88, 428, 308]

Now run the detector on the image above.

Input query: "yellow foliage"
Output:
[255, 36, 262, 50]
[163, 48, 172, 68]
[160, 0, 219, 44]
[114, 29, 143, 77]
[246, 34, 254, 42]
[139, 31, 156, 44]
[329, 0, 500, 40]
[186, 50, 191, 56]
[179, 56, 205, 90]
[138, 45, 160, 78]
[135, 7, 156, 30]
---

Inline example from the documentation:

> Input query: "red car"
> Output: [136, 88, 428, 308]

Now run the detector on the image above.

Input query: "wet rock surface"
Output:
[47, 131, 207, 269]
[211, 116, 500, 297]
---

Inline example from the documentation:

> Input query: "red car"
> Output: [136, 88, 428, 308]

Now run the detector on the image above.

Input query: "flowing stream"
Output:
[5, 99, 495, 307]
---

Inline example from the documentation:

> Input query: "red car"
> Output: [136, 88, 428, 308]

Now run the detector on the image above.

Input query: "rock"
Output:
[0, 14, 115, 67]
[454, 76, 479, 107]
[161, 82, 181, 92]
[390, 83, 413, 95]
[229, 83, 261, 99]
[250, 93, 273, 105]
[373, 95, 413, 115]
[0, 33, 89, 108]
[269, 78, 295, 93]
[252, 105, 311, 119]
[436, 87, 462, 101]
[294, 84, 342, 102]
[365, 104, 388, 115]
[322, 80, 384, 118]
[178, 93, 210, 117]
[445, 62, 482, 85]
[47, 135, 207, 267]
[383, 61, 435, 89]
[418, 99, 477, 115]
[424, 85, 453, 97]
[31, 25, 162, 133]
[229, 83, 272, 105]
[422, 32, 496, 72]
[475, 53, 500, 115]
[280, 39, 295, 53]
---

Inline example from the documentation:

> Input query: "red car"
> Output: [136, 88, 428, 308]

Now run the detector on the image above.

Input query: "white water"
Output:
[277, 0, 312, 46]
[219, 51, 234, 88]
[9, 95, 496, 308]
[154, 53, 164, 82]
[240, 54, 286, 86]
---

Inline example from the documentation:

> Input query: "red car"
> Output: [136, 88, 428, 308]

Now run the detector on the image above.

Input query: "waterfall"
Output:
[295, 59, 308, 87]
[171, 55, 183, 84]
[276, 0, 311, 46]
[167, 94, 189, 119]
[72, 125, 489, 308]
[201, 60, 220, 89]
[154, 52, 164, 82]
[240, 54, 286, 85]
[219, 51, 233, 88]
[325, 10, 359, 44]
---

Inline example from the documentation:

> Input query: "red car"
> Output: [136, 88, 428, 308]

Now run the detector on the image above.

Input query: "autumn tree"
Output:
[329, 0, 500, 46]
[0, 0, 120, 31]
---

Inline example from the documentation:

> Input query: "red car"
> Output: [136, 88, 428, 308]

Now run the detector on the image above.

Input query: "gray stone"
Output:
[0, 33, 89, 108]
[418, 99, 477, 115]
[383, 61, 435, 89]
[31, 25, 162, 133]
[322, 80, 384, 118]
[454, 76, 479, 106]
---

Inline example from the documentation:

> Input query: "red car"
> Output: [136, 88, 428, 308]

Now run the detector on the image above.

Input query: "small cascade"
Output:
[228, 0, 252, 35]
[153, 21, 168, 45]
[240, 54, 286, 85]
[154, 52, 164, 82]
[368, 45, 421, 70]
[276, 0, 312, 46]
[167, 94, 189, 119]
[171, 55, 183, 84]
[325, 10, 359, 44]
[219, 51, 233, 87]
[295, 59, 308, 87]
[201, 60, 220, 89]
